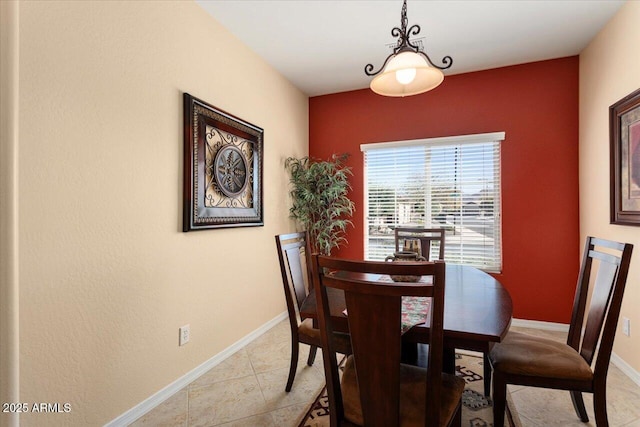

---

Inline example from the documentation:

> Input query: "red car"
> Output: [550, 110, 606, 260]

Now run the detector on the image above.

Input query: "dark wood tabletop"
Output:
[299, 263, 513, 354]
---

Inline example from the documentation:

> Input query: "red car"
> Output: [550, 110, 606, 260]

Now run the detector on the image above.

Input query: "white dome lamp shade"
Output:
[370, 51, 445, 97]
[365, 0, 452, 98]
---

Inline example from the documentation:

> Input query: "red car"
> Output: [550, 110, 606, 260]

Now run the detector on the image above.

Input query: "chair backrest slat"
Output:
[344, 290, 403, 425]
[589, 249, 622, 265]
[590, 237, 626, 251]
[566, 236, 633, 378]
[594, 242, 633, 381]
[580, 260, 617, 364]
[394, 227, 446, 261]
[276, 232, 311, 327]
[285, 246, 308, 309]
[311, 255, 446, 427]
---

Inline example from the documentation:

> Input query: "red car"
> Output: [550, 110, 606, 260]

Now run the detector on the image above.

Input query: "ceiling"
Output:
[196, 0, 625, 97]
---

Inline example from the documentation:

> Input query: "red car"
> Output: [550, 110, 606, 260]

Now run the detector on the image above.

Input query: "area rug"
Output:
[298, 352, 522, 427]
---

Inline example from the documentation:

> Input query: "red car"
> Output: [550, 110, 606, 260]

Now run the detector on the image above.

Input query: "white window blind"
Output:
[361, 132, 504, 272]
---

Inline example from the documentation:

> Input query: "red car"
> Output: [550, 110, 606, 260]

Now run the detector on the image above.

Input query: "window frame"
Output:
[361, 132, 505, 273]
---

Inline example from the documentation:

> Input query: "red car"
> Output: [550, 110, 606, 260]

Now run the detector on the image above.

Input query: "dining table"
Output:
[299, 263, 513, 375]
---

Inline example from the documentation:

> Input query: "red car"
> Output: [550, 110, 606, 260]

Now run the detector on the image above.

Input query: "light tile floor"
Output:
[130, 321, 640, 426]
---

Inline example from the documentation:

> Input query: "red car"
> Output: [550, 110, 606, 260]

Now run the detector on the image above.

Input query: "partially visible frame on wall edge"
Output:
[183, 93, 264, 231]
[610, 88, 640, 226]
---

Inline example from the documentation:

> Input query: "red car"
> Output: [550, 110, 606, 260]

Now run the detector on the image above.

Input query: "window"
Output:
[361, 132, 504, 272]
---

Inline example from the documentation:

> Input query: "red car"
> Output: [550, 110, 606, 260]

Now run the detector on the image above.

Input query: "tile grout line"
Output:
[246, 346, 273, 413]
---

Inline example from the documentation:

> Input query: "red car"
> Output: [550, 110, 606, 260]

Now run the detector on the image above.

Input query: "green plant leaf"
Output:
[285, 154, 355, 255]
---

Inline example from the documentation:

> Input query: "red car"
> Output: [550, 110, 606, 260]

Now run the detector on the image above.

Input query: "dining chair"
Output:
[310, 255, 465, 427]
[394, 227, 446, 261]
[394, 226, 493, 396]
[275, 232, 351, 392]
[489, 236, 633, 427]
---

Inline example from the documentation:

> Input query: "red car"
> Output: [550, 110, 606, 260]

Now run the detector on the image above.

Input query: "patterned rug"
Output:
[298, 352, 522, 427]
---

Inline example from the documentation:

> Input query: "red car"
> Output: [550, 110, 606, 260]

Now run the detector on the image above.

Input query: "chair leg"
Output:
[492, 374, 507, 427]
[483, 352, 491, 397]
[593, 387, 609, 427]
[285, 338, 300, 392]
[307, 345, 318, 366]
[570, 390, 589, 422]
[452, 402, 462, 427]
[443, 347, 456, 374]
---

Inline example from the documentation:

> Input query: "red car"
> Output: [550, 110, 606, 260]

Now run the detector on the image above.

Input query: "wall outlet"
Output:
[179, 324, 190, 346]
[622, 317, 630, 337]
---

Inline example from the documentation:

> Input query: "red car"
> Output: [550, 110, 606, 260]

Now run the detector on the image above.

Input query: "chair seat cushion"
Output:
[340, 355, 465, 427]
[490, 331, 593, 382]
[299, 318, 352, 354]
[298, 318, 321, 340]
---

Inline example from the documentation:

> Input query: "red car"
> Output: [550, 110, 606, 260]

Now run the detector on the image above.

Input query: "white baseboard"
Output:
[104, 311, 288, 427]
[511, 318, 640, 388]
[610, 352, 640, 388]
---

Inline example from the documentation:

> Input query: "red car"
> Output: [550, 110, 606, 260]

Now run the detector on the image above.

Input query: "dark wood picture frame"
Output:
[610, 88, 640, 225]
[183, 93, 263, 231]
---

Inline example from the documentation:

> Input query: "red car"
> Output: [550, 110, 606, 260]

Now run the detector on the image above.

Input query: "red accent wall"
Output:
[309, 57, 580, 323]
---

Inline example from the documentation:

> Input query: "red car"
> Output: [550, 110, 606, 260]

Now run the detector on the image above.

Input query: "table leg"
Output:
[400, 341, 419, 365]
[443, 347, 456, 374]
[401, 341, 434, 368]
[403, 342, 456, 373]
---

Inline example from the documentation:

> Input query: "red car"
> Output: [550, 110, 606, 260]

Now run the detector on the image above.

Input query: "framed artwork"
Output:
[183, 93, 264, 231]
[610, 88, 640, 225]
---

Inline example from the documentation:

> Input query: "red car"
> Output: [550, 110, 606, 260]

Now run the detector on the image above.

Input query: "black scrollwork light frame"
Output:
[183, 93, 263, 231]
[364, 0, 452, 77]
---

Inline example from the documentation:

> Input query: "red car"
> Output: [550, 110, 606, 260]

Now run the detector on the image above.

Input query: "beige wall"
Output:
[1, 2, 20, 427]
[580, 0, 640, 372]
[8, 1, 307, 425]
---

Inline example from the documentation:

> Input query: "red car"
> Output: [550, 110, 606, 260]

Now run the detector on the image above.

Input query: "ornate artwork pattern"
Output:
[184, 94, 263, 231]
[205, 126, 253, 207]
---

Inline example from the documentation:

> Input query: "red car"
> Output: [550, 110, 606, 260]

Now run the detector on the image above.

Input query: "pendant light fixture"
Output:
[364, 0, 453, 97]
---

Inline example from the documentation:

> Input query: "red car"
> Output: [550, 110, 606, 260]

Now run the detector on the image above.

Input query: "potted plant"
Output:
[285, 154, 355, 255]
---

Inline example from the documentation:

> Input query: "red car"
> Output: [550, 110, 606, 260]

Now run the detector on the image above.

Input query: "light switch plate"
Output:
[622, 317, 630, 337]
[179, 324, 190, 346]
